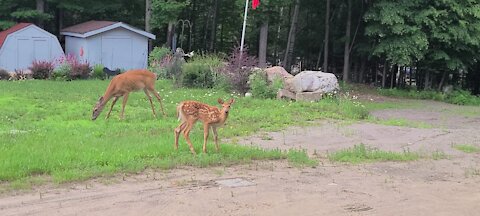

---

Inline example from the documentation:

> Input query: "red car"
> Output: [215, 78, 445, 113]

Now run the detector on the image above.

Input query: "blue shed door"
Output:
[101, 37, 132, 70]
[33, 39, 50, 61]
[17, 38, 33, 69]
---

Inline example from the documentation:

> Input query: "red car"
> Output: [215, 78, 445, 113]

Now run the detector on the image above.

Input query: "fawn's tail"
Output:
[176, 102, 184, 122]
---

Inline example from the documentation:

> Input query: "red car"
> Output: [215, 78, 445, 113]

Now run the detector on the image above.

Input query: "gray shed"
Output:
[0, 23, 64, 71]
[60, 21, 156, 70]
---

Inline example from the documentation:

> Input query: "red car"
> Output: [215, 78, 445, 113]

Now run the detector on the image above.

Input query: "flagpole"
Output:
[240, 0, 249, 58]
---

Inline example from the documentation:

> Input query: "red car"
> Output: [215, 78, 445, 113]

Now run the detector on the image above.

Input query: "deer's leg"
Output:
[212, 126, 219, 152]
[183, 123, 196, 155]
[144, 89, 157, 118]
[105, 96, 119, 119]
[150, 89, 167, 117]
[203, 123, 210, 153]
[120, 93, 129, 120]
[174, 121, 187, 150]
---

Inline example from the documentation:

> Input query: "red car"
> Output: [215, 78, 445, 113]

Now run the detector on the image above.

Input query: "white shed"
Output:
[60, 21, 156, 70]
[0, 23, 64, 71]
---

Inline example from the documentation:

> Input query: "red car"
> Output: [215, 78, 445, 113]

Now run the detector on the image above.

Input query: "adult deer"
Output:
[174, 98, 235, 154]
[92, 69, 166, 120]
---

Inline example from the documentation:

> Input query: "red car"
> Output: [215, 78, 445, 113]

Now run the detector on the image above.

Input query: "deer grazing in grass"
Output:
[92, 69, 166, 120]
[174, 98, 235, 154]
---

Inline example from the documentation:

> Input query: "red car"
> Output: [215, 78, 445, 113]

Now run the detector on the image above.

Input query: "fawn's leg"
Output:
[212, 126, 219, 152]
[149, 89, 167, 117]
[183, 123, 196, 154]
[144, 89, 157, 118]
[120, 93, 129, 120]
[203, 123, 210, 153]
[105, 96, 119, 119]
[174, 121, 187, 150]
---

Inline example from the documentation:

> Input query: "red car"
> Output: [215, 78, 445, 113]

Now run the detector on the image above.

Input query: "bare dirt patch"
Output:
[1, 100, 479, 216]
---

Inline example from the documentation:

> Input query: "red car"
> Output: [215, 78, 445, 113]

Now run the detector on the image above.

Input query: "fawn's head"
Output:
[92, 96, 106, 120]
[218, 98, 235, 114]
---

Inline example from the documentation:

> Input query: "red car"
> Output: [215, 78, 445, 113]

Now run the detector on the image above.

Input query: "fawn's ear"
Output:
[218, 98, 224, 104]
[228, 98, 235, 104]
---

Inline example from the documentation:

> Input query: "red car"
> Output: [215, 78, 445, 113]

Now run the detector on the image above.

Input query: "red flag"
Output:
[252, 0, 260, 9]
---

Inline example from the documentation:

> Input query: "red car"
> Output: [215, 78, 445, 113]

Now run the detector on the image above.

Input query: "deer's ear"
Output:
[218, 98, 224, 104]
[98, 96, 104, 102]
[228, 98, 235, 104]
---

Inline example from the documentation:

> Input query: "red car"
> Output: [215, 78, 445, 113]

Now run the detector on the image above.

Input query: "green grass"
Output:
[370, 118, 432, 128]
[287, 150, 318, 168]
[0, 80, 368, 188]
[454, 144, 480, 153]
[328, 144, 419, 164]
[378, 88, 480, 106]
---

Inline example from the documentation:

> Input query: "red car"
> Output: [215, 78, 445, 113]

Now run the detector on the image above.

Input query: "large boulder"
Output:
[284, 70, 339, 94]
[265, 66, 293, 83]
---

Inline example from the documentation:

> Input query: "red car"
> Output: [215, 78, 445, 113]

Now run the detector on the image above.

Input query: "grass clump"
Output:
[371, 118, 432, 128]
[287, 150, 318, 167]
[453, 144, 480, 153]
[328, 144, 419, 164]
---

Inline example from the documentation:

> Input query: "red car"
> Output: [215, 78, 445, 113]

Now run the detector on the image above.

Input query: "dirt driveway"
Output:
[1, 100, 479, 216]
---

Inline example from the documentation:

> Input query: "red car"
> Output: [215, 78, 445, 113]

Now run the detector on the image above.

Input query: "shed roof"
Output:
[0, 23, 32, 49]
[61, 20, 155, 39]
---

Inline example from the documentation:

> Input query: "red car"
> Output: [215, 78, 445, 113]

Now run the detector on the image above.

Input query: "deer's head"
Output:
[92, 96, 106, 120]
[218, 98, 235, 114]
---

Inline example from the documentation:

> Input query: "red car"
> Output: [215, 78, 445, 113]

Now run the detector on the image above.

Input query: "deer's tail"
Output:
[176, 102, 185, 122]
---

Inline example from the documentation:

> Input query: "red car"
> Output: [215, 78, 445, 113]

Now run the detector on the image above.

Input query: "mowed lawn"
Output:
[0, 80, 367, 188]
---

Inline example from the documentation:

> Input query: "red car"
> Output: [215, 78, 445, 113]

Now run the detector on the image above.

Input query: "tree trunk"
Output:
[36, 0, 45, 28]
[55, 7, 64, 37]
[342, 0, 352, 83]
[358, 56, 366, 83]
[390, 65, 397, 88]
[409, 66, 413, 86]
[397, 66, 404, 88]
[274, 7, 284, 65]
[283, 0, 300, 72]
[382, 61, 387, 88]
[189, 0, 197, 50]
[424, 71, 431, 90]
[167, 22, 175, 49]
[323, 0, 330, 72]
[438, 71, 447, 91]
[145, 0, 152, 52]
[258, 20, 269, 68]
[209, 0, 218, 51]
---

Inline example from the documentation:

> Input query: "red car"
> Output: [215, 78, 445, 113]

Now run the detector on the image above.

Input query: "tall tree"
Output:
[342, 0, 352, 82]
[36, 0, 45, 28]
[322, 0, 330, 72]
[209, 0, 218, 51]
[258, 20, 268, 67]
[283, 0, 300, 71]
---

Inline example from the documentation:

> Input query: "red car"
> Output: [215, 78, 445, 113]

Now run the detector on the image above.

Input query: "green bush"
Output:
[148, 47, 173, 79]
[248, 70, 283, 99]
[213, 73, 232, 91]
[378, 88, 480, 106]
[52, 63, 71, 80]
[445, 90, 480, 105]
[91, 64, 105, 80]
[181, 55, 223, 88]
[148, 46, 171, 65]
